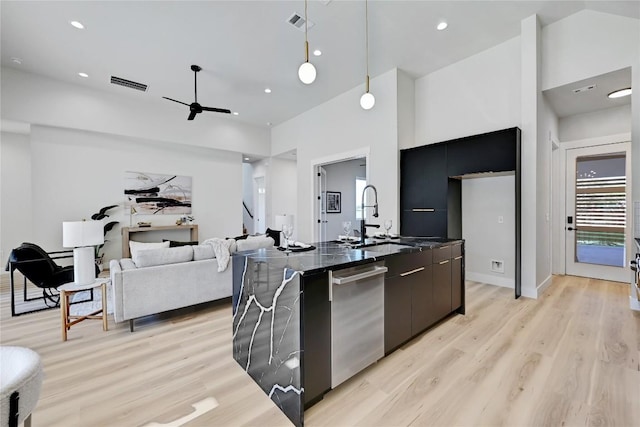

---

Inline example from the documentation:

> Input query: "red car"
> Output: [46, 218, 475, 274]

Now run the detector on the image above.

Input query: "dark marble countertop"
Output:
[233, 237, 463, 275]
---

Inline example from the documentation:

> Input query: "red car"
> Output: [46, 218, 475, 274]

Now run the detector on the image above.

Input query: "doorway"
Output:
[565, 142, 631, 282]
[254, 176, 266, 234]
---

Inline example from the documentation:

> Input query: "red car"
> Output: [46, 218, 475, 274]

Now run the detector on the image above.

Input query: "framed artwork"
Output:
[124, 171, 192, 215]
[326, 191, 341, 213]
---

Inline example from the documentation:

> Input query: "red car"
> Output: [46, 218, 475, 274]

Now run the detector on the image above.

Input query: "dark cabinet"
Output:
[384, 275, 412, 353]
[302, 273, 331, 407]
[432, 244, 452, 322]
[446, 128, 518, 176]
[410, 264, 433, 335]
[401, 209, 447, 237]
[451, 243, 464, 311]
[401, 143, 448, 210]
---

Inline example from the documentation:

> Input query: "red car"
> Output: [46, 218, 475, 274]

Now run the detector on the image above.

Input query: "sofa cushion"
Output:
[120, 259, 137, 270]
[129, 240, 170, 259]
[193, 244, 215, 261]
[133, 246, 193, 268]
[236, 235, 275, 252]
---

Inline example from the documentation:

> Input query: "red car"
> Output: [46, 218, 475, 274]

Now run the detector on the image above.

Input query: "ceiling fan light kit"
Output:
[298, 0, 316, 85]
[360, 0, 375, 110]
[163, 64, 231, 120]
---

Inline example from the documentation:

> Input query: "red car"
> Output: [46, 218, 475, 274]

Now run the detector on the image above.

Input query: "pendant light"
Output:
[298, 0, 316, 85]
[360, 0, 375, 110]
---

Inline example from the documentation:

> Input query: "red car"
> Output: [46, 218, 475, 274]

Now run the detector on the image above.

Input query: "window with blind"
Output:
[574, 154, 626, 267]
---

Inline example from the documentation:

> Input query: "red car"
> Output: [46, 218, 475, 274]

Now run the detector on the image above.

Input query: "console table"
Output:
[121, 224, 198, 257]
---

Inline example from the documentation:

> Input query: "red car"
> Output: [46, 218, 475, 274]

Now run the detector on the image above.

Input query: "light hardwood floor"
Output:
[1, 274, 638, 426]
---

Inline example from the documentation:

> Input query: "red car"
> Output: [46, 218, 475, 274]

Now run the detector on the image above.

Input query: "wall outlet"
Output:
[491, 259, 505, 273]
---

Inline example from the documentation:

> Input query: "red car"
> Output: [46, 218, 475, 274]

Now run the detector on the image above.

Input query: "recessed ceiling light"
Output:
[264, 88, 272, 94]
[232, 111, 239, 116]
[10, 57, 22, 65]
[78, 72, 89, 78]
[608, 88, 632, 99]
[437, 21, 448, 31]
[244, 157, 250, 161]
[313, 49, 322, 56]
[70, 20, 84, 29]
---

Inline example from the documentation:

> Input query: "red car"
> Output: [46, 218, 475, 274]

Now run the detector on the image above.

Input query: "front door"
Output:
[565, 142, 630, 282]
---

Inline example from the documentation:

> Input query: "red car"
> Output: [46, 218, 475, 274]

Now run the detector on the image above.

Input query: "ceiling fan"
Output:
[163, 65, 231, 120]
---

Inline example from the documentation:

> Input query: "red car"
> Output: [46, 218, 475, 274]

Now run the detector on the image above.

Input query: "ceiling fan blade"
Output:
[187, 110, 198, 120]
[201, 106, 232, 114]
[163, 96, 190, 106]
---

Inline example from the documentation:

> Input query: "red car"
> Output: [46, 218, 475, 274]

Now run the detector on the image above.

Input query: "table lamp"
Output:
[63, 220, 104, 285]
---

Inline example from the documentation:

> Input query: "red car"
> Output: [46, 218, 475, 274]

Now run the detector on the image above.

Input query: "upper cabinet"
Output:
[400, 143, 448, 209]
[446, 128, 518, 176]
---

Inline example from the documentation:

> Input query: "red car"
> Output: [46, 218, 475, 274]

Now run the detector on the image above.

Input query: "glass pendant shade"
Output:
[298, 61, 316, 84]
[360, 92, 375, 110]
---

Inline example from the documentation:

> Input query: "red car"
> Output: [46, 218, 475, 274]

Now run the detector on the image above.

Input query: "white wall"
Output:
[559, 105, 632, 142]
[412, 36, 521, 148]
[323, 159, 366, 240]
[272, 69, 400, 243]
[1, 67, 271, 157]
[542, 10, 640, 91]
[462, 175, 516, 288]
[1, 132, 33, 262]
[22, 125, 242, 263]
[269, 157, 297, 231]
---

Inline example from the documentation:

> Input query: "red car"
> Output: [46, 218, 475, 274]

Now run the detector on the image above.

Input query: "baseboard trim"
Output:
[630, 296, 640, 312]
[537, 274, 553, 296]
[466, 272, 514, 289]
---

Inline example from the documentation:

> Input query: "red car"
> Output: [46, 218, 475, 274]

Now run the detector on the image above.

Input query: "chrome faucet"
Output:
[360, 184, 380, 243]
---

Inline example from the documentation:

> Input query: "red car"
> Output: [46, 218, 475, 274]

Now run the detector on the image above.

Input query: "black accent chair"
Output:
[5, 242, 95, 316]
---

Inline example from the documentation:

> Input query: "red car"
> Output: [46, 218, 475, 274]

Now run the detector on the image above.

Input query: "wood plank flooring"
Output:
[1, 274, 638, 426]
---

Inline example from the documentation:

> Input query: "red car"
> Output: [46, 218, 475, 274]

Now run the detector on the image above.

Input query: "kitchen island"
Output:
[232, 238, 464, 426]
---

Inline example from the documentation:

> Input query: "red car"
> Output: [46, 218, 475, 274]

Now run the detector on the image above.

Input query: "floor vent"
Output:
[287, 12, 315, 32]
[110, 76, 148, 92]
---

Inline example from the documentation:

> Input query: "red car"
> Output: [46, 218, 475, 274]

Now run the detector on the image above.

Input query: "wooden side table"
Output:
[59, 278, 109, 341]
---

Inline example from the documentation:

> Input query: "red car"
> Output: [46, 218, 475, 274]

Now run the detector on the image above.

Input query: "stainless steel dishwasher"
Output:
[330, 262, 387, 388]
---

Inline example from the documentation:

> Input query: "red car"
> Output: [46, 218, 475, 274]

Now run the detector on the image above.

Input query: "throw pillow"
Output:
[265, 228, 281, 247]
[132, 246, 193, 268]
[163, 239, 199, 247]
[193, 244, 215, 261]
[129, 240, 170, 259]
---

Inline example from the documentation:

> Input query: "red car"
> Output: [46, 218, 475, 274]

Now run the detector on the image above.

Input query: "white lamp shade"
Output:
[360, 92, 376, 110]
[63, 221, 104, 248]
[298, 61, 316, 84]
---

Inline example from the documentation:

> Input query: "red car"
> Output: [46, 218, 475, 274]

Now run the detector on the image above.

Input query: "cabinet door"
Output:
[384, 276, 412, 354]
[401, 209, 447, 237]
[401, 143, 448, 209]
[446, 128, 517, 176]
[451, 255, 463, 311]
[432, 259, 452, 321]
[410, 265, 433, 335]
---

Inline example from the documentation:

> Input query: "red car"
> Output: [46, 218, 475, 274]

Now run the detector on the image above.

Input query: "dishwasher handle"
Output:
[332, 266, 388, 285]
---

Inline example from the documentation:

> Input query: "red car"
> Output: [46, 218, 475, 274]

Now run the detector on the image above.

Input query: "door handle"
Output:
[567, 226, 578, 231]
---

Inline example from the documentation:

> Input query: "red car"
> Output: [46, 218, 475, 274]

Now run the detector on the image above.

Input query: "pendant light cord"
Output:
[304, 0, 309, 62]
[365, 0, 369, 79]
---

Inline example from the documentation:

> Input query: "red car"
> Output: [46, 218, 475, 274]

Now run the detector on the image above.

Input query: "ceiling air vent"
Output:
[287, 12, 315, 32]
[572, 84, 596, 94]
[110, 76, 148, 92]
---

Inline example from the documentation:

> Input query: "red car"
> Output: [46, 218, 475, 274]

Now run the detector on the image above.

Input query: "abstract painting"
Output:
[124, 171, 192, 215]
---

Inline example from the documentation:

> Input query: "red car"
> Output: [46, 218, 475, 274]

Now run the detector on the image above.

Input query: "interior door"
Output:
[254, 176, 266, 234]
[565, 142, 630, 282]
[317, 166, 327, 242]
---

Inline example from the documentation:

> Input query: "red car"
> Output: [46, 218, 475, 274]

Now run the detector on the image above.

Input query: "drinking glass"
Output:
[384, 220, 392, 237]
[342, 221, 352, 240]
[282, 224, 294, 252]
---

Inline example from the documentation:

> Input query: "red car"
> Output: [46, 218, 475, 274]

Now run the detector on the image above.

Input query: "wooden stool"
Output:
[59, 278, 109, 341]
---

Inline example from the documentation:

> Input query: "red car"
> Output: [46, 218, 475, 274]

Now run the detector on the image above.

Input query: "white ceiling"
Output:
[1, 1, 638, 128]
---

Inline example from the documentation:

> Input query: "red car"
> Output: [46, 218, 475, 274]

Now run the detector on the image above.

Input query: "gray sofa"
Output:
[109, 236, 274, 331]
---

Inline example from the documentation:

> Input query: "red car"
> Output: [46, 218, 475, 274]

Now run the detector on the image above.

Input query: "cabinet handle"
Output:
[412, 208, 435, 212]
[438, 260, 450, 265]
[400, 267, 425, 277]
[454, 256, 463, 260]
